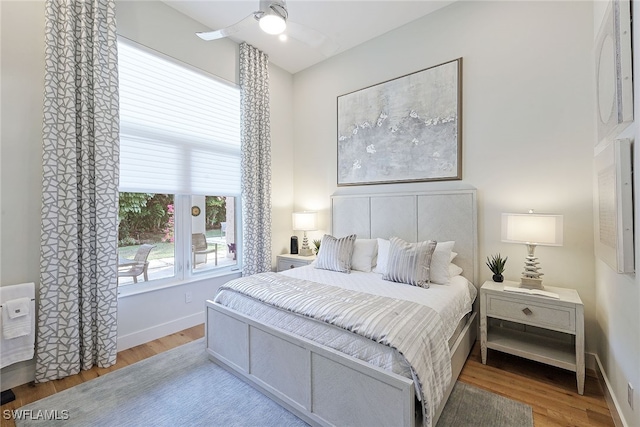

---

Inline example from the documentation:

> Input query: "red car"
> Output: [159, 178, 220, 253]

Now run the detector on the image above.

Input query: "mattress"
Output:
[213, 266, 476, 391]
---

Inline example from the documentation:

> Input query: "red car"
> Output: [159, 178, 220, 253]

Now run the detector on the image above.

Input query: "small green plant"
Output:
[486, 253, 507, 275]
[313, 239, 322, 254]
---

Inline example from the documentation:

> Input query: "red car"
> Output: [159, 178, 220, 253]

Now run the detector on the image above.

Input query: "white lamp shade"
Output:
[292, 211, 317, 231]
[259, 14, 286, 35]
[501, 213, 563, 246]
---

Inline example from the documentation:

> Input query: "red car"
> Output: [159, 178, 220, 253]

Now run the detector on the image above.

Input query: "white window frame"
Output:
[116, 37, 242, 296]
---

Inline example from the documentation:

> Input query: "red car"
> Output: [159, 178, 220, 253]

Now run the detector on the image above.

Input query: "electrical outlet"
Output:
[185, 292, 192, 303]
[628, 383, 634, 409]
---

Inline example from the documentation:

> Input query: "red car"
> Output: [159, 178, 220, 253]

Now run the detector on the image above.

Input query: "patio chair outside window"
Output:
[192, 233, 217, 266]
[118, 244, 155, 283]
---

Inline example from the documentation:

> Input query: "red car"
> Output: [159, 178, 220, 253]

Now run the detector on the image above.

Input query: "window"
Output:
[117, 39, 241, 287]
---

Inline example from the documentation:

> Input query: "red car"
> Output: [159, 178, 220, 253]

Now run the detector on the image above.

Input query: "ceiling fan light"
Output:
[259, 14, 286, 35]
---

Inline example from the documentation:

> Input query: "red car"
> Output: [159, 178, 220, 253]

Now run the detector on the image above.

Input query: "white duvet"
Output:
[281, 266, 476, 340]
[214, 266, 475, 388]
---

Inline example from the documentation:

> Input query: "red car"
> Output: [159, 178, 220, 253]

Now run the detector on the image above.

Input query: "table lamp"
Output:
[501, 210, 563, 289]
[292, 211, 317, 256]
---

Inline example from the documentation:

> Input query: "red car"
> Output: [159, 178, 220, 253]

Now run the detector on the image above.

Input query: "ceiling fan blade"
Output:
[196, 14, 257, 41]
[286, 20, 339, 57]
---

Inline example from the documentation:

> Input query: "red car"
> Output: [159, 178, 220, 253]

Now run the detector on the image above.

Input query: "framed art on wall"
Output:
[594, 138, 634, 273]
[337, 58, 462, 186]
[595, 0, 633, 144]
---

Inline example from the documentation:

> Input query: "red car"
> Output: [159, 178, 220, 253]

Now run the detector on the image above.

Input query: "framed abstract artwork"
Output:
[595, 0, 633, 144]
[337, 58, 462, 186]
[594, 138, 634, 273]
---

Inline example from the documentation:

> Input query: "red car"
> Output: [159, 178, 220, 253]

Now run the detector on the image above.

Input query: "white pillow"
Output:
[449, 263, 463, 277]
[351, 239, 378, 272]
[372, 238, 390, 274]
[383, 237, 437, 288]
[430, 241, 455, 285]
[315, 234, 357, 273]
[450, 251, 458, 262]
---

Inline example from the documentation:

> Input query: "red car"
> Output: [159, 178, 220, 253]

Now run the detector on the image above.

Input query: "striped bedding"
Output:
[214, 271, 456, 427]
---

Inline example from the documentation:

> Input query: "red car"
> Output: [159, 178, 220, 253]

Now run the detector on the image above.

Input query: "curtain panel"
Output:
[37, 0, 119, 382]
[239, 43, 272, 275]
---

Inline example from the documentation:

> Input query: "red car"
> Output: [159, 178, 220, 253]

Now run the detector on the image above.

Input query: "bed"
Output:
[205, 189, 478, 427]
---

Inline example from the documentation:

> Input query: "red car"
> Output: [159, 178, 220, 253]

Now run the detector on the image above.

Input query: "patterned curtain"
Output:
[239, 43, 272, 276]
[37, 0, 119, 382]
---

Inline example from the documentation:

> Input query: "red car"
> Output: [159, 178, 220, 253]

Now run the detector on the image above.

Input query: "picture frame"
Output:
[594, 138, 634, 273]
[337, 58, 462, 186]
[595, 0, 633, 144]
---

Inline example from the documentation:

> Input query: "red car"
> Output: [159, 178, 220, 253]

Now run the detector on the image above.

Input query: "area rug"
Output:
[436, 381, 533, 427]
[16, 340, 532, 427]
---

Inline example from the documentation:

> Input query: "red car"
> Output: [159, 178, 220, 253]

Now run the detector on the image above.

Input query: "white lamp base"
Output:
[299, 248, 314, 256]
[520, 277, 544, 290]
[519, 244, 544, 289]
[299, 231, 314, 256]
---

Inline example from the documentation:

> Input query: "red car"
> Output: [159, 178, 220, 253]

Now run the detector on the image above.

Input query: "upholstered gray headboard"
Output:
[331, 189, 478, 286]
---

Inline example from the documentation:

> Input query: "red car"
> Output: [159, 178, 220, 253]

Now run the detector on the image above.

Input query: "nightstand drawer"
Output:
[486, 295, 576, 332]
[277, 259, 309, 271]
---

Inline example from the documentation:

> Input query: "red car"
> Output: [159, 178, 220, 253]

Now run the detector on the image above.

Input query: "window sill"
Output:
[117, 268, 242, 299]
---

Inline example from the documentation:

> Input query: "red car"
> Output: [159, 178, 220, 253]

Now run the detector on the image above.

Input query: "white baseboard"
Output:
[593, 353, 627, 427]
[117, 311, 204, 351]
[585, 351, 597, 373]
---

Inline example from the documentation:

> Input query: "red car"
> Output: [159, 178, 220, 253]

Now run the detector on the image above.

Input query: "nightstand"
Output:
[480, 280, 585, 395]
[276, 254, 315, 272]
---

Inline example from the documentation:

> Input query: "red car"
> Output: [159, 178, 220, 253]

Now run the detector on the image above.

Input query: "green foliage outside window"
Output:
[118, 193, 228, 246]
[118, 193, 173, 245]
[205, 196, 226, 229]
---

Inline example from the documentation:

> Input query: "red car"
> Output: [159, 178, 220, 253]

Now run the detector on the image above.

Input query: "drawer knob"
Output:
[289, 264, 295, 269]
[522, 307, 533, 316]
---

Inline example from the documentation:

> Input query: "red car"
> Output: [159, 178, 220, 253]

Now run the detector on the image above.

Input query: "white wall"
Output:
[0, 0, 46, 390]
[0, 0, 45, 287]
[0, 0, 295, 387]
[593, 1, 640, 425]
[293, 0, 597, 347]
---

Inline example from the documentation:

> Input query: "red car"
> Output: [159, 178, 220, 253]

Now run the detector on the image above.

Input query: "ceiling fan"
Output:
[196, 0, 338, 57]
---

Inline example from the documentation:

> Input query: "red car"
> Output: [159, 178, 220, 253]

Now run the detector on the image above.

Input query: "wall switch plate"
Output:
[185, 292, 192, 303]
[628, 383, 634, 409]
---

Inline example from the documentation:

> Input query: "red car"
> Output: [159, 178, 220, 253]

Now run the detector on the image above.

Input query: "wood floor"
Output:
[1, 324, 614, 427]
[460, 345, 614, 427]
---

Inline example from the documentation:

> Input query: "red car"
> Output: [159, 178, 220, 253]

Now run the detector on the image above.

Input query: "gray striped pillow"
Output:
[315, 234, 357, 273]
[383, 237, 437, 287]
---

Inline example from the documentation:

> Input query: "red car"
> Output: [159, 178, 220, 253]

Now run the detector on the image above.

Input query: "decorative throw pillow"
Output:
[430, 241, 456, 285]
[383, 237, 437, 287]
[372, 238, 390, 274]
[449, 263, 463, 277]
[351, 239, 378, 272]
[314, 234, 357, 273]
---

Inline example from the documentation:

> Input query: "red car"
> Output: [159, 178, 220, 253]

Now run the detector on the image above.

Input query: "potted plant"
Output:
[313, 239, 322, 255]
[486, 253, 507, 282]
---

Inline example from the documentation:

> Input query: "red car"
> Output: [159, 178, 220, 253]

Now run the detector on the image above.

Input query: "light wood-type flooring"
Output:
[461, 344, 614, 427]
[1, 324, 614, 427]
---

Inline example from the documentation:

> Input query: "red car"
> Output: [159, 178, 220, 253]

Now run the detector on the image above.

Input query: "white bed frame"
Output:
[206, 189, 478, 427]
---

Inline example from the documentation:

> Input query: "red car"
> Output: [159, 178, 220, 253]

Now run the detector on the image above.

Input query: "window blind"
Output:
[118, 39, 241, 195]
